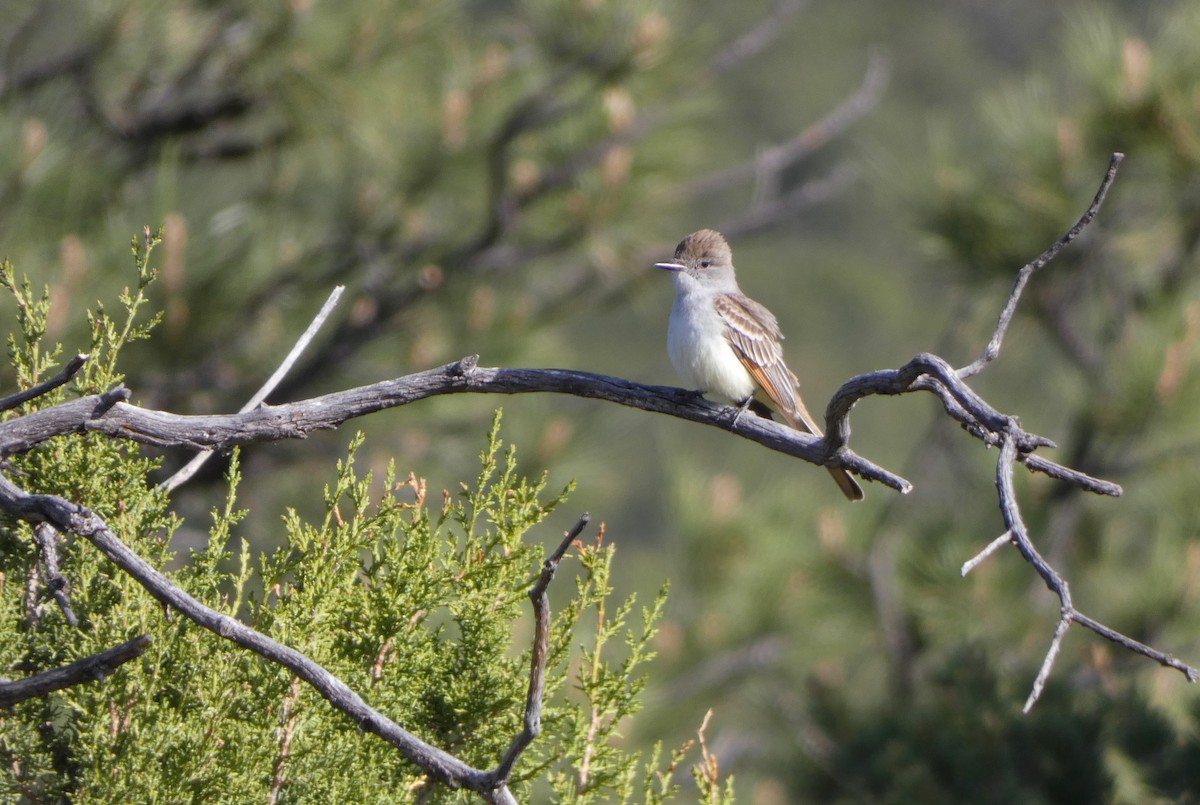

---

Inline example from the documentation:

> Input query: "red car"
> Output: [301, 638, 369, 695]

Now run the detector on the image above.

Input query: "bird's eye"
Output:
[699, 260, 711, 268]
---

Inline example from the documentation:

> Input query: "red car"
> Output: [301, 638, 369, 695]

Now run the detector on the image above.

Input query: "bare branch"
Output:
[1024, 615, 1071, 714]
[989, 407, 1199, 710]
[720, 162, 858, 241]
[682, 50, 890, 238]
[709, 0, 810, 74]
[159, 285, 345, 493]
[816, 154, 1195, 706]
[960, 531, 1011, 577]
[825, 352, 1096, 494]
[0, 635, 151, 707]
[687, 50, 890, 198]
[958, 152, 1124, 379]
[0, 353, 89, 412]
[0, 472, 512, 794]
[1069, 610, 1199, 682]
[491, 514, 591, 786]
[32, 523, 78, 627]
[0, 360, 907, 494]
[1019, 453, 1122, 496]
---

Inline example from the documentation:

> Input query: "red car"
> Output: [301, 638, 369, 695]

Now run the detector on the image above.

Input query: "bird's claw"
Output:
[728, 397, 755, 428]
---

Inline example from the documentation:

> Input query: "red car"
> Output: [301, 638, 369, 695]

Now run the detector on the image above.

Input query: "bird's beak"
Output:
[655, 261, 685, 272]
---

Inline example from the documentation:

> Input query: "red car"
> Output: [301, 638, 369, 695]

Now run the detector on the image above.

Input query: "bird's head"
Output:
[655, 229, 736, 290]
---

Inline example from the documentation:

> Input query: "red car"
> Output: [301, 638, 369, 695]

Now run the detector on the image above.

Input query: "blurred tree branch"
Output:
[253, 7, 887, 402]
[684, 45, 891, 240]
[709, 0, 811, 74]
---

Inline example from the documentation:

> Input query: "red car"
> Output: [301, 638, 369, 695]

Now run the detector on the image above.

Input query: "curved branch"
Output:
[490, 514, 590, 787]
[992, 433, 1200, 710]
[0, 473, 506, 795]
[958, 152, 1124, 378]
[0, 634, 151, 707]
[825, 352, 1117, 497]
[821, 153, 1194, 707]
[0, 358, 908, 493]
[687, 49, 890, 199]
[0, 353, 89, 412]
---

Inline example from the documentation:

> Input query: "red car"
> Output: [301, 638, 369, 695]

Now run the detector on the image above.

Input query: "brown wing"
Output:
[714, 292, 823, 435]
[716, 292, 864, 501]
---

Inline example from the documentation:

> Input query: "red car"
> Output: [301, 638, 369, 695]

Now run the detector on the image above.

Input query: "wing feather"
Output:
[715, 291, 864, 500]
[715, 293, 822, 435]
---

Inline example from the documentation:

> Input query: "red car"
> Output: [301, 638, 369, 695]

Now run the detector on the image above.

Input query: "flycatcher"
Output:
[656, 229, 863, 501]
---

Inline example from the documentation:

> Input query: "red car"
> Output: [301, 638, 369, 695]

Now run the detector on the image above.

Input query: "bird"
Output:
[655, 229, 863, 501]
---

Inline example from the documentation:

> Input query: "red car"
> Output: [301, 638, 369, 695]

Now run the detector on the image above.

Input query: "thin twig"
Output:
[0, 353, 89, 412]
[490, 514, 590, 786]
[1024, 615, 1071, 713]
[709, 0, 810, 73]
[721, 162, 859, 240]
[821, 154, 1193, 708]
[960, 530, 1011, 577]
[1019, 453, 1122, 496]
[159, 286, 344, 492]
[0, 634, 151, 707]
[958, 153, 1124, 378]
[267, 678, 302, 805]
[32, 522, 78, 626]
[687, 50, 890, 198]
[993, 433, 1076, 709]
[693, 708, 721, 796]
[1069, 610, 1199, 682]
[992, 430, 1199, 709]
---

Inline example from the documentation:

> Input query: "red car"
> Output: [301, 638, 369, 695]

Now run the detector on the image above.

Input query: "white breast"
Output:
[667, 288, 756, 403]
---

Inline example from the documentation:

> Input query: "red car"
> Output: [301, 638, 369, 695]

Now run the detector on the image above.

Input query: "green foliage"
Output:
[0, 254, 724, 801]
[799, 647, 1112, 805]
[0, 259, 60, 389]
[84, 228, 165, 389]
[544, 531, 671, 802]
[0, 242, 180, 802]
[795, 644, 1200, 805]
[0, 0, 693, 395]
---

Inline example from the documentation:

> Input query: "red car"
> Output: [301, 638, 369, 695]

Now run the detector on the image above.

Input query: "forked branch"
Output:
[821, 152, 1197, 706]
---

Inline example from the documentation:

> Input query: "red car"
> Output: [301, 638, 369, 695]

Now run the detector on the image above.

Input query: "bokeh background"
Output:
[4, 0, 1200, 800]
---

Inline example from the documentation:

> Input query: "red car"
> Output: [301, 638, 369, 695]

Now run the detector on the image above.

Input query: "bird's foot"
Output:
[728, 396, 756, 428]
